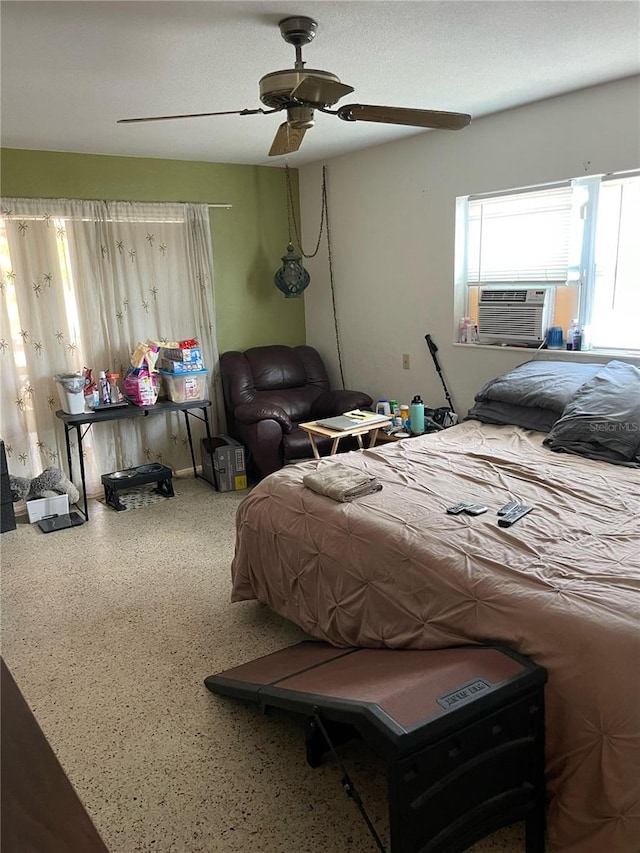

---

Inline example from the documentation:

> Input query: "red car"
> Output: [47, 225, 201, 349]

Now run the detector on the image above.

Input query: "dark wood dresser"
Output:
[1, 439, 16, 533]
[1, 659, 109, 852]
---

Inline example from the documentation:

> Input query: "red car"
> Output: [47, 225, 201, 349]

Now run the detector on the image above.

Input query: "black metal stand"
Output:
[101, 464, 174, 512]
[424, 334, 456, 415]
[56, 399, 211, 520]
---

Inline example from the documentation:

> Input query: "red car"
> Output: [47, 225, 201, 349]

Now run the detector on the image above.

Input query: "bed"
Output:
[230, 360, 640, 853]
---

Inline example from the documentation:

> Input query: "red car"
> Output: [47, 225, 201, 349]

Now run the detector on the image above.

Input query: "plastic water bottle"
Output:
[410, 395, 425, 435]
[566, 319, 579, 351]
[99, 370, 111, 405]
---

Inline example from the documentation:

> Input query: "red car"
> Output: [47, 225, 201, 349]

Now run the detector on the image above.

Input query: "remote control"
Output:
[497, 500, 520, 516]
[463, 504, 488, 515]
[446, 502, 473, 515]
[498, 504, 534, 527]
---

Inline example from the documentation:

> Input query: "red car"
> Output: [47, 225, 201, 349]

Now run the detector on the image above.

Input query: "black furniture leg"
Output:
[182, 410, 197, 478]
[154, 477, 175, 498]
[525, 811, 547, 853]
[103, 483, 126, 512]
[202, 405, 212, 440]
[77, 425, 89, 520]
[305, 717, 357, 768]
[525, 699, 547, 853]
[63, 425, 73, 485]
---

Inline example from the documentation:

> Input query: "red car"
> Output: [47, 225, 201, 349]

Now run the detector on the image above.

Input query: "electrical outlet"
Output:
[402, 353, 410, 370]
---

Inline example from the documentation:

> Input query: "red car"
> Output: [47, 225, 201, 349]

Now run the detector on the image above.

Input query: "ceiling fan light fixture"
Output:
[287, 106, 315, 129]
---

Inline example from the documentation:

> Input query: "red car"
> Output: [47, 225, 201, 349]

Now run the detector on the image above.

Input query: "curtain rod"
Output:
[1, 197, 233, 208]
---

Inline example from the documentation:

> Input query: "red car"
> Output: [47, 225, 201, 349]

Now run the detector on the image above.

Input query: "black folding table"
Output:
[56, 398, 211, 519]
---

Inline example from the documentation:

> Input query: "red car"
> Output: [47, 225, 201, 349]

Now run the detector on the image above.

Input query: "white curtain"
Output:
[1, 198, 222, 495]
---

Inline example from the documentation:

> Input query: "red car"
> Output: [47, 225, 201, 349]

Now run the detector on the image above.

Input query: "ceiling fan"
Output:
[118, 15, 471, 157]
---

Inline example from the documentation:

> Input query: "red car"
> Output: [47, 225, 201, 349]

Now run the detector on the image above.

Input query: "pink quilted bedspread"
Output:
[231, 421, 640, 853]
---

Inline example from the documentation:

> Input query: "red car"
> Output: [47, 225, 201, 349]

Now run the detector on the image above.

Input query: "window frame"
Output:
[455, 169, 640, 353]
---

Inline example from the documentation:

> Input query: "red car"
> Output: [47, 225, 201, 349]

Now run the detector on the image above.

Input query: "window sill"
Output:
[453, 343, 640, 359]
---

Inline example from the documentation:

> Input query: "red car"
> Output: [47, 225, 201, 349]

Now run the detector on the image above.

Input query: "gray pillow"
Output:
[466, 400, 558, 433]
[543, 361, 640, 466]
[475, 360, 603, 413]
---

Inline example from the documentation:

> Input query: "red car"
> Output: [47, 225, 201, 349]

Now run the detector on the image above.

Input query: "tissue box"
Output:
[201, 436, 247, 492]
[26, 494, 69, 523]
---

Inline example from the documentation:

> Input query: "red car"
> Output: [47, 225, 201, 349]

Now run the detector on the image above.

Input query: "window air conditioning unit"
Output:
[477, 288, 555, 346]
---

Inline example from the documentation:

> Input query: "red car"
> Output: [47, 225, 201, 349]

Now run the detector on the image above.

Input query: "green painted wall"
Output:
[0, 148, 306, 353]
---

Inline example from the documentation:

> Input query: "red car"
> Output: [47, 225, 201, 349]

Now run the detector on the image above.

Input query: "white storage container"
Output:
[26, 494, 69, 523]
[56, 375, 86, 414]
[159, 369, 209, 403]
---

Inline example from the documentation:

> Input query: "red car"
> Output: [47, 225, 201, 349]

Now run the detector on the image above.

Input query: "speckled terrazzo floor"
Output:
[1, 475, 533, 852]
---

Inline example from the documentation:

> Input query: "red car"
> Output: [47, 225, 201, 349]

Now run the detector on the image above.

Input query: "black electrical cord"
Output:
[312, 709, 387, 852]
[286, 165, 346, 389]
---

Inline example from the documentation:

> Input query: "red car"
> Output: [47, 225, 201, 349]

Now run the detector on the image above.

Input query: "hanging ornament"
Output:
[274, 242, 310, 298]
[272, 165, 346, 388]
[273, 164, 318, 299]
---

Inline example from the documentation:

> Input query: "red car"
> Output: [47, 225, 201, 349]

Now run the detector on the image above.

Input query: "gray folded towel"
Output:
[303, 466, 382, 502]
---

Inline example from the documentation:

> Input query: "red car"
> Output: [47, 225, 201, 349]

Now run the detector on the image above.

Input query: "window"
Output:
[456, 170, 640, 351]
[0, 198, 220, 489]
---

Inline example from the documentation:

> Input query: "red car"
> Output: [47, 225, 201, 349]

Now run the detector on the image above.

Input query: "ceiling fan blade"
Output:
[290, 76, 354, 107]
[117, 107, 274, 124]
[269, 123, 307, 157]
[336, 104, 471, 130]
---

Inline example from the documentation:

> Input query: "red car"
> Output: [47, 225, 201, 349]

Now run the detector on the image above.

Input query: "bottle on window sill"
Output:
[566, 319, 580, 351]
[459, 317, 476, 343]
[579, 326, 592, 351]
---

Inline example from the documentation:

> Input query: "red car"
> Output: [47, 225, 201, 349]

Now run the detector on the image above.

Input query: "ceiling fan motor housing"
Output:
[259, 69, 345, 108]
[278, 16, 317, 47]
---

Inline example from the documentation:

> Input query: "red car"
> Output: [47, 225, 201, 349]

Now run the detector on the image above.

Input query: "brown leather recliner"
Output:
[220, 345, 373, 480]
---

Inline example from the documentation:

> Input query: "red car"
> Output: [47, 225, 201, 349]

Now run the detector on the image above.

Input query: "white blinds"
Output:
[466, 184, 574, 285]
[590, 174, 640, 348]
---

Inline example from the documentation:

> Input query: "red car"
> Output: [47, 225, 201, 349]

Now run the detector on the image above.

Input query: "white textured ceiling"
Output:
[2, 1, 639, 167]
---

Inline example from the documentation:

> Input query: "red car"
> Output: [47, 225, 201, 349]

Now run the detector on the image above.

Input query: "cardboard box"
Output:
[26, 494, 69, 523]
[160, 357, 206, 374]
[201, 436, 247, 492]
[161, 346, 203, 363]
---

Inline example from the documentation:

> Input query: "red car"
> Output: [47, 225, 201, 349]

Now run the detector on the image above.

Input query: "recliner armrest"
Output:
[234, 402, 292, 433]
[310, 389, 374, 419]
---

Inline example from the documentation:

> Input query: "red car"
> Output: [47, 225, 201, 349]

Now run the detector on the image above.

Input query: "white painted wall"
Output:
[300, 76, 640, 416]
